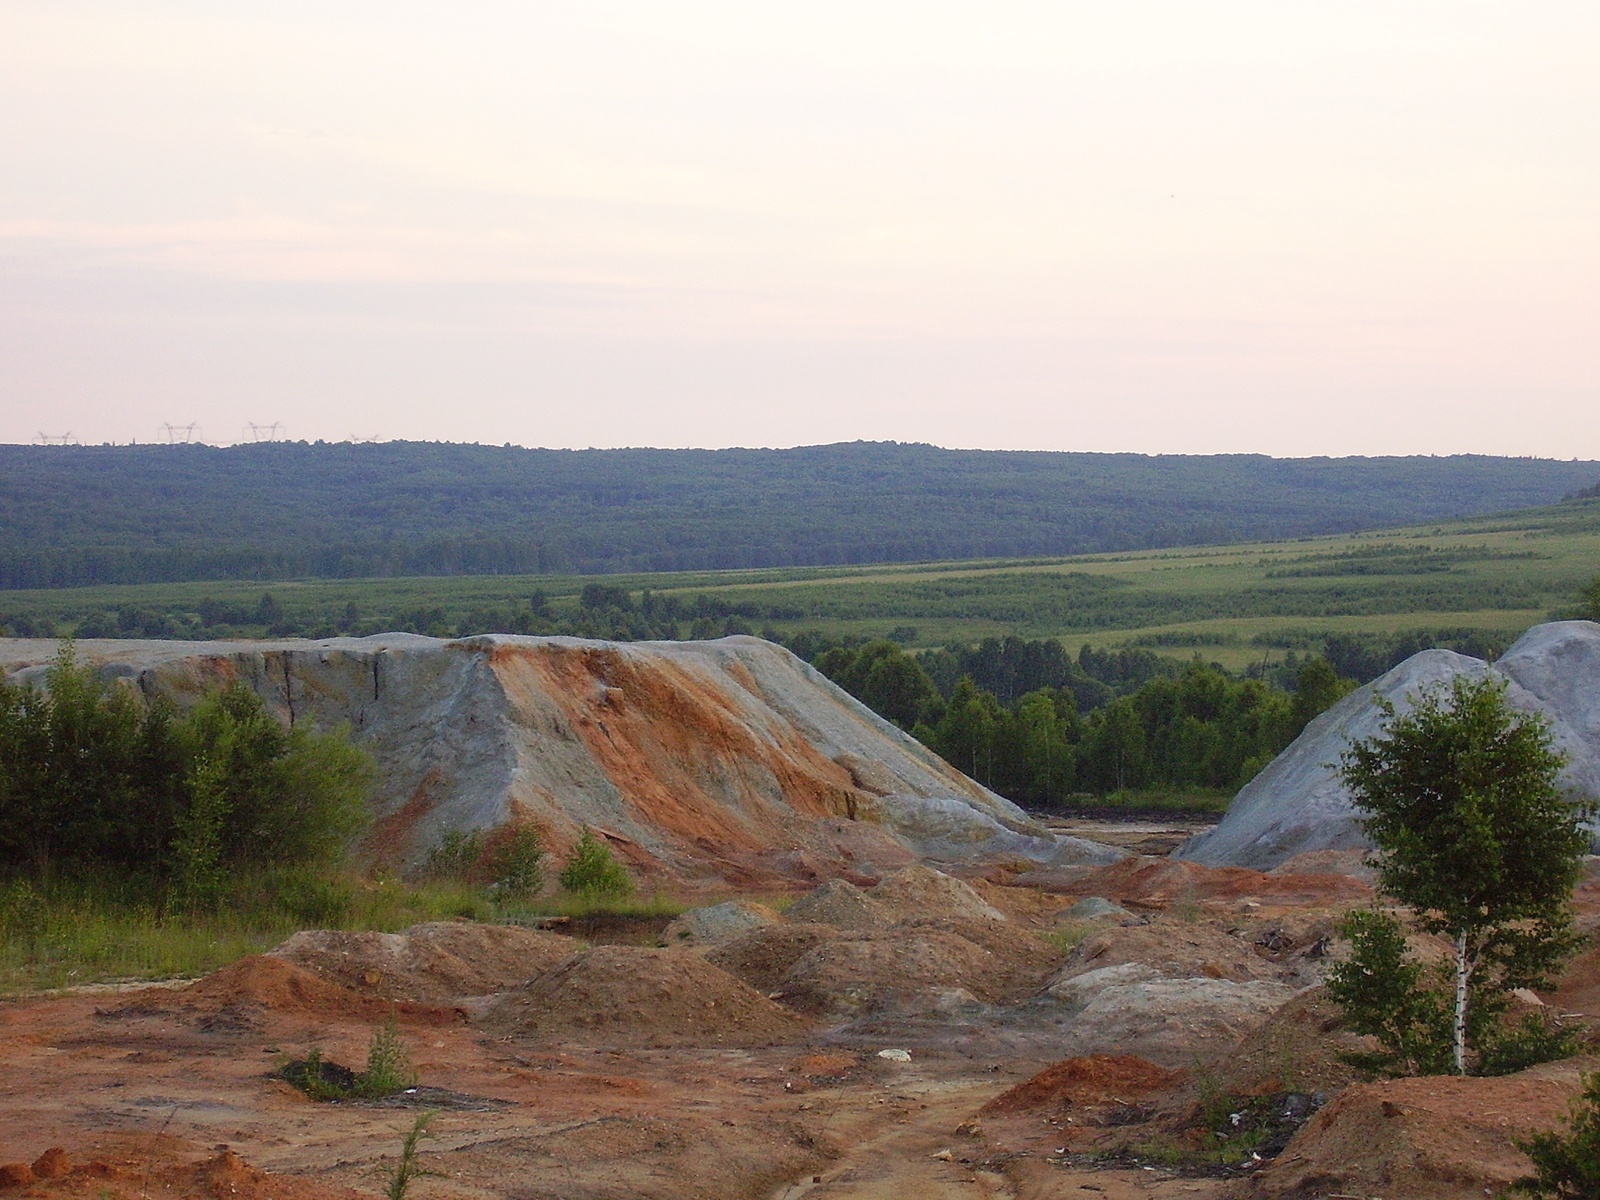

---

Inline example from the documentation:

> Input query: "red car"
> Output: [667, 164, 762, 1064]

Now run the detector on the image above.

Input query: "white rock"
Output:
[1178, 621, 1600, 870]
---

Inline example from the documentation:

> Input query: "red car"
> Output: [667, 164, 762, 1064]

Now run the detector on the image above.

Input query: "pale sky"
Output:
[1, 2, 1596, 454]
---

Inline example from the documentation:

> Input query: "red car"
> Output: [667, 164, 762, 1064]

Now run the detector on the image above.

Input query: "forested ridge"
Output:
[3, 441, 1596, 588]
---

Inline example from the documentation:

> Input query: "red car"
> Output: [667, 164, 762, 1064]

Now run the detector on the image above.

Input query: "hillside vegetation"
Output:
[5, 492, 1596, 671]
[3, 441, 1597, 587]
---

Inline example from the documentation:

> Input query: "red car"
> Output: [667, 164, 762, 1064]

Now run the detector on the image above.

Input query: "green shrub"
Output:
[558, 828, 634, 898]
[281, 1015, 416, 1102]
[1512, 1071, 1600, 1198]
[485, 825, 545, 898]
[424, 830, 485, 881]
[361, 1014, 417, 1096]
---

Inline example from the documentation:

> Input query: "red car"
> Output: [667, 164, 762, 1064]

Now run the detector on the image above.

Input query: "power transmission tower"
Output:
[34, 432, 76, 445]
[245, 422, 284, 442]
[161, 422, 200, 443]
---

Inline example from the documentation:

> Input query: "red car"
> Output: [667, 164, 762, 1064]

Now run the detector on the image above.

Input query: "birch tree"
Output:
[1335, 674, 1593, 1075]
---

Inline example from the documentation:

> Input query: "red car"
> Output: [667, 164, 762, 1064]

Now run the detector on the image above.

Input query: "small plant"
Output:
[362, 1013, 418, 1096]
[558, 828, 633, 899]
[386, 1110, 439, 1200]
[280, 1014, 416, 1101]
[424, 830, 484, 882]
[1511, 1071, 1600, 1198]
[1040, 922, 1089, 955]
[484, 825, 545, 898]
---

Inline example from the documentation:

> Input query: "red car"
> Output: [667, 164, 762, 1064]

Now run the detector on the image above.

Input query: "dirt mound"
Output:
[785, 879, 890, 930]
[1056, 911, 1334, 990]
[0, 1144, 365, 1200]
[661, 900, 778, 947]
[979, 1054, 1183, 1116]
[895, 916, 1064, 996]
[481, 945, 812, 1046]
[1040, 965, 1295, 1069]
[148, 955, 462, 1026]
[269, 922, 577, 1004]
[1268, 848, 1378, 882]
[404, 920, 581, 984]
[703, 922, 842, 994]
[1550, 930, 1600, 1023]
[1211, 987, 1371, 1097]
[1067, 855, 1369, 909]
[867, 865, 1006, 922]
[777, 929, 1005, 1016]
[1234, 1056, 1600, 1200]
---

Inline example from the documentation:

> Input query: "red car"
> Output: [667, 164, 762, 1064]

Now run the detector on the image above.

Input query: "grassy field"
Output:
[2, 496, 1597, 669]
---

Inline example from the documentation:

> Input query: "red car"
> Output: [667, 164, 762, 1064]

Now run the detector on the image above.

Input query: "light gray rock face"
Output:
[0, 633, 1094, 884]
[1178, 621, 1600, 869]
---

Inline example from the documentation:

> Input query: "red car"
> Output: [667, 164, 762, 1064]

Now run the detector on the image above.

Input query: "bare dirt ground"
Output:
[2, 857, 1596, 1200]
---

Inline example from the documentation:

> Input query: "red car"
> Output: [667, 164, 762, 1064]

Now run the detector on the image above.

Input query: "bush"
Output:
[281, 1014, 416, 1101]
[484, 825, 545, 898]
[1513, 1071, 1600, 1198]
[558, 828, 634, 898]
[424, 830, 485, 881]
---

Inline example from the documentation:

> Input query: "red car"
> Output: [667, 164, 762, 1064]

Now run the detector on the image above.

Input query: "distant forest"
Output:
[3, 441, 1597, 589]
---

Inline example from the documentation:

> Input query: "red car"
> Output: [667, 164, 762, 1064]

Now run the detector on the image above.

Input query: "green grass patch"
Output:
[0, 871, 494, 996]
[1052, 787, 1234, 815]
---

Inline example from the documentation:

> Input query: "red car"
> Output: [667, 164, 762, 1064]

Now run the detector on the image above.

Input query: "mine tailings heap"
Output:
[1179, 620, 1600, 869]
[0, 633, 1112, 886]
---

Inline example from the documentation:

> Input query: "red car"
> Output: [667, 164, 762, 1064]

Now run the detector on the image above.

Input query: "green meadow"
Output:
[3, 495, 1597, 668]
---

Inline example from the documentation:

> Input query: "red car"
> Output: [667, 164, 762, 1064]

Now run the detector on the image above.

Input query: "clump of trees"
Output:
[812, 635, 1354, 805]
[0, 643, 374, 908]
[1578, 575, 1600, 623]
[1327, 674, 1594, 1077]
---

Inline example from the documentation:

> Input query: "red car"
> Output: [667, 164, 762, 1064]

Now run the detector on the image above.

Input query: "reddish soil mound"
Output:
[1268, 849, 1378, 882]
[481, 945, 812, 1046]
[777, 929, 1004, 1015]
[703, 922, 842, 994]
[1212, 987, 1371, 1097]
[1060, 912, 1332, 989]
[1550, 931, 1600, 1024]
[1071, 856, 1369, 909]
[1235, 1056, 1600, 1200]
[895, 916, 1065, 997]
[980, 1054, 1183, 1116]
[271, 922, 577, 1003]
[148, 955, 462, 1026]
[0, 1145, 365, 1200]
[784, 879, 890, 930]
[867, 865, 1005, 922]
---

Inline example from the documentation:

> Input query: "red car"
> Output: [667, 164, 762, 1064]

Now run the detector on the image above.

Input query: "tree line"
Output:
[811, 635, 1355, 805]
[4, 441, 1595, 588]
[0, 645, 373, 908]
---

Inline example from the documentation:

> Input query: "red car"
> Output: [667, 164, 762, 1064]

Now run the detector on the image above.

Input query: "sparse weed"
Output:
[1039, 922, 1090, 956]
[386, 1111, 439, 1200]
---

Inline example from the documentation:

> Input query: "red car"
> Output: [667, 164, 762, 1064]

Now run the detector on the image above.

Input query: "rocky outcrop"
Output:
[0, 634, 1116, 886]
[1178, 621, 1600, 869]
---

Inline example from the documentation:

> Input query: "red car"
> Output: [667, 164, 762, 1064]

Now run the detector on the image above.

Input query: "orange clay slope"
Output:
[0, 634, 1117, 888]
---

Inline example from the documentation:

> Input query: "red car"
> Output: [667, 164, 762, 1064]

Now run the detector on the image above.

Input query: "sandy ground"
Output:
[4, 856, 1595, 1200]
[0, 985, 1230, 1200]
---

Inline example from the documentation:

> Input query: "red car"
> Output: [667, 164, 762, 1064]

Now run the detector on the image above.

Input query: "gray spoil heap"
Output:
[0, 633, 1120, 885]
[1177, 620, 1600, 870]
